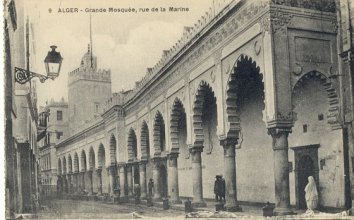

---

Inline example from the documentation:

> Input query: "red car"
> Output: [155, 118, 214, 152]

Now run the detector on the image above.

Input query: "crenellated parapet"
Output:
[68, 68, 111, 85]
[103, 92, 127, 113]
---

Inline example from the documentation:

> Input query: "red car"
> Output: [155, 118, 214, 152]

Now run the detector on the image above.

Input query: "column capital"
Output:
[268, 127, 292, 151]
[188, 145, 203, 154]
[151, 156, 162, 163]
[139, 160, 147, 166]
[267, 127, 292, 137]
[219, 137, 238, 148]
[109, 164, 116, 169]
[96, 167, 102, 172]
[168, 152, 179, 160]
[117, 162, 126, 169]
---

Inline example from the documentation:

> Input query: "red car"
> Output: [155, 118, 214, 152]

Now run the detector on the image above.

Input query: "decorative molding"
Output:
[259, 15, 270, 35]
[254, 40, 262, 55]
[125, 0, 268, 108]
[270, 10, 293, 34]
[271, 0, 336, 13]
[292, 71, 341, 129]
[210, 71, 216, 83]
[292, 63, 303, 76]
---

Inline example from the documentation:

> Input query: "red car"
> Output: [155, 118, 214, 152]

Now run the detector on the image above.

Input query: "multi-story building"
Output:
[4, 0, 40, 217]
[38, 99, 68, 198]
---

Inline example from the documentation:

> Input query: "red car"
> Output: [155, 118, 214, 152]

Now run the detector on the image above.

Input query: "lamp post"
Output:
[15, 45, 63, 84]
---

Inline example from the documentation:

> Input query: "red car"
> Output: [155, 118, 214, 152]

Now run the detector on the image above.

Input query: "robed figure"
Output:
[304, 176, 318, 211]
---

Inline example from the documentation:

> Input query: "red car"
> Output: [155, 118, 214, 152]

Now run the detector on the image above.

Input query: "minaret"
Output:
[67, 12, 111, 134]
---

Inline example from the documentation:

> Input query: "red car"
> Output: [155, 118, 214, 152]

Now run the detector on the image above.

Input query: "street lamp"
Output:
[15, 45, 63, 84]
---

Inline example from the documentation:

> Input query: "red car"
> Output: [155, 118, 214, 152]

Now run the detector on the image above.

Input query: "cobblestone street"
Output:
[38, 199, 186, 219]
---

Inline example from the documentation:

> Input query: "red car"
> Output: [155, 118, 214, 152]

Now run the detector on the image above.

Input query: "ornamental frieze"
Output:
[271, 0, 336, 13]
[126, 0, 269, 110]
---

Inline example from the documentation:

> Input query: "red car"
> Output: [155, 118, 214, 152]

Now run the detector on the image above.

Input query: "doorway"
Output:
[298, 155, 315, 209]
[291, 144, 319, 209]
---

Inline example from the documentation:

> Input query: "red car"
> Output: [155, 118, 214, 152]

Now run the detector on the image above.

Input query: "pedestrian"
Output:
[305, 176, 318, 212]
[148, 178, 154, 198]
[220, 175, 226, 202]
[214, 175, 221, 202]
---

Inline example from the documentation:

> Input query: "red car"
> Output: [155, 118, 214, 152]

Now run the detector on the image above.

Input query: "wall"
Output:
[289, 76, 345, 207]
[236, 82, 274, 203]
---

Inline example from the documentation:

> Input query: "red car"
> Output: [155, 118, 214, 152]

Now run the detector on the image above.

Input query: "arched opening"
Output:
[68, 155, 73, 173]
[98, 144, 108, 193]
[141, 121, 153, 192]
[192, 81, 220, 198]
[170, 98, 187, 151]
[141, 121, 150, 159]
[170, 98, 189, 197]
[88, 147, 96, 193]
[89, 147, 95, 171]
[290, 71, 341, 208]
[98, 144, 106, 169]
[153, 111, 166, 155]
[225, 55, 271, 202]
[81, 150, 87, 172]
[109, 135, 117, 165]
[74, 153, 79, 173]
[63, 157, 67, 175]
[128, 128, 138, 161]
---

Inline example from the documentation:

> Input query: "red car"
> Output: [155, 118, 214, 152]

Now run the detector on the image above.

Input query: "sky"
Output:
[25, 0, 224, 106]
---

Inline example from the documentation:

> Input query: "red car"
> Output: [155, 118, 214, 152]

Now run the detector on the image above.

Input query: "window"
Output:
[318, 114, 324, 121]
[95, 103, 99, 113]
[56, 131, 63, 140]
[57, 110, 63, 121]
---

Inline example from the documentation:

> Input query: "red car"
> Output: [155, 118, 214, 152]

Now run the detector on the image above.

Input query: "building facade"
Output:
[4, 0, 40, 217]
[55, 0, 354, 216]
[38, 99, 68, 198]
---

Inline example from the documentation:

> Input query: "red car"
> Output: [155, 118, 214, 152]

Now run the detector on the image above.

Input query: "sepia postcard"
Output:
[3, 0, 354, 219]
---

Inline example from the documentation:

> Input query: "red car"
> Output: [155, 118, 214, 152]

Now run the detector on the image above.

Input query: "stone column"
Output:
[68, 173, 72, 193]
[87, 170, 93, 195]
[81, 171, 85, 191]
[109, 165, 116, 195]
[126, 164, 133, 196]
[106, 167, 111, 194]
[139, 161, 147, 199]
[74, 172, 79, 193]
[119, 165, 126, 199]
[190, 146, 206, 207]
[152, 158, 162, 201]
[152, 158, 161, 200]
[168, 152, 181, 204]
[220, 138, 242, 211]
[96, 169, 102, 195]
[269, 128, 292, 216]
